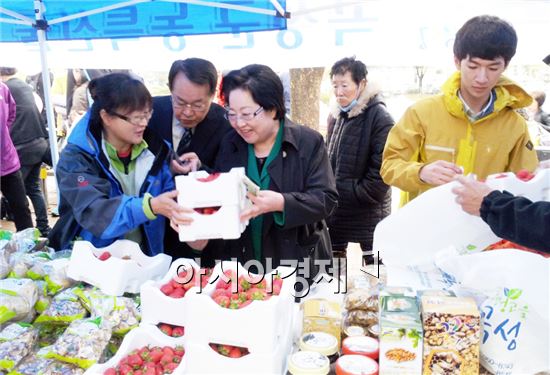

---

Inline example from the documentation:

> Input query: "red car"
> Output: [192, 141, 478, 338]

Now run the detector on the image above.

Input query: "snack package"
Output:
[344, 288, 379, 312]
[41, 258, 75, 295]
[9, 353, 53, 375]
[37, 325, 67, 348]
[0, 279, 38, 325]
[34, 287, 87, 325]
[91, 296, 140, 336]
[10, 228, 40, 254]
[0, 323, 38, 371]
[33, 281, 52, 314]
[9, 252, 52, 279]
[39, 317, 112, 369]
[344, 310, 378, 327]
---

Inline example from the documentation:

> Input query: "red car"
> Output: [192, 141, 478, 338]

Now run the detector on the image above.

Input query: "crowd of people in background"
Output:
[1, 14, 549, 277]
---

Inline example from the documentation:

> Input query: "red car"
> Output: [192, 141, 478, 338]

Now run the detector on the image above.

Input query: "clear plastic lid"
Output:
[288, 351, 330, 375]
[299, 332, 339, 356]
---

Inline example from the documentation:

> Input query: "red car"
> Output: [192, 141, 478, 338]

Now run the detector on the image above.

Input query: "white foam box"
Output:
[85, 324, 186, 375]
[484, 169, 550, 202]
[66, 239, 171, 296]
[184, 313, 294, 374]
[175, 167, 250, 241]
[184, 260, 297, 353]
[140, 257, 204, 327]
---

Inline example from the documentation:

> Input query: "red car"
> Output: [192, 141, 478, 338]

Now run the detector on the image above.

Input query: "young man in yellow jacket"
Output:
[381, 15, 538, 205]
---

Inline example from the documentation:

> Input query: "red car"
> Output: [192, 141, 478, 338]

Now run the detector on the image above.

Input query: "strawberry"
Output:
[143, 369, 156, 375]
[174, 345, 185, 357]
[169, 288, 185, 298]
[134, 371, 143, 375]
[228, 347, 242, 358]
[228, 300, 240, 309]
[163, 362, 179, 374]
[118, 364, 133, 375]
[238, 275, 251, 291]
[215, 278, 231, 290]
[160, 283, 174, 296]
[127, 353, 143, 369]
[172, 326, 184, 337]
[217, 344, 232, 356]
[158, 324, 173, 336]
[98, 251, 111, 261]
[213, 295, 230, 308]
[211, 288, 230, 299]
[272, 283, 281, 296]
[104, 368, 117, 375]
[148, 347, 163, 363]
[248, 288, 266, 301]
[196, 173, 220, 182]
[162, 346, 175, 356]
[160, 354, 173, 367]
[516, 169, 535, 181]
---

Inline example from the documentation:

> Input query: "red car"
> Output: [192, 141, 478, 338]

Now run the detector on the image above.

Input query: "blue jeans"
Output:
[20, 163, 50, 233]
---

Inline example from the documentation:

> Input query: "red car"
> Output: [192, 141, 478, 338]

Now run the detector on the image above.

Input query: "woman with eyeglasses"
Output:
[49, 73, 194, 255]
[208, 64, 338, 275]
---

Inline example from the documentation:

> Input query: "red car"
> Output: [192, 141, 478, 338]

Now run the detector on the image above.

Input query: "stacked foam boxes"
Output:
[176, 167, 250, 241]
[183, 261, 297, 374]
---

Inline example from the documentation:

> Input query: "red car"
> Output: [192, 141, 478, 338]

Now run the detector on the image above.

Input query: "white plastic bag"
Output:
[436, 250, 549, 375]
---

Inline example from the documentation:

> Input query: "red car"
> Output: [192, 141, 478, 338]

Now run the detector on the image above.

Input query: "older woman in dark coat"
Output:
[326, 57, 394, 260]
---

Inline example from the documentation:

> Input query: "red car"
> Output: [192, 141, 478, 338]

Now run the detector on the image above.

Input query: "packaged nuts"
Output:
[420, 296, 481, 375]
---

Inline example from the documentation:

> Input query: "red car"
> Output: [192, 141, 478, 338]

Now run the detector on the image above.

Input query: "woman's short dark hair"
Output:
[88, 73, 152, 124]
[453, 15, 517, 65]
[221, 64, 286, 120]
[329, 57, 368, 85]
[0, 67, 17, 76]
[168, 58, 218, 95]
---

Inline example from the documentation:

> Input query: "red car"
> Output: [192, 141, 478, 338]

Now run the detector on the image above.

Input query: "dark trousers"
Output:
[20, 163, 50, 232]
[1, 170, 33, 230]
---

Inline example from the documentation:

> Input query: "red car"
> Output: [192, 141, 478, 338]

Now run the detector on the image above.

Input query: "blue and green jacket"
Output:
[48, 112, 175, 255]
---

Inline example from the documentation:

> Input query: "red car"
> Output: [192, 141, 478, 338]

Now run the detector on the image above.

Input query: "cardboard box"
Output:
[420, 296, 481, 375]
[379, 295, 423, 374]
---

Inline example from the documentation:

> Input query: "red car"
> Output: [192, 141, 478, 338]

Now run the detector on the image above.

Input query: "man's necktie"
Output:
[176, 128, 192, 155]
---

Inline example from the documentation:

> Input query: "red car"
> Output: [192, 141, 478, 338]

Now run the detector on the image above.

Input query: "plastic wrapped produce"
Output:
[34, 287, 87, 325]
[9, 252, 52, 279]
[42, 258, 75, 295]
[82, 291, 140, 336]
[33, 281, 51, 314]
[37, 325, 67, 348]
[0, 279, 38, 326]
[39, 317, 112, 369]
[0, 323, 38, 371]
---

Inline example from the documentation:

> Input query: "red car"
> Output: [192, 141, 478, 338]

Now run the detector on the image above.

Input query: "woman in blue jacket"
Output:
[49, 73, 190, 255]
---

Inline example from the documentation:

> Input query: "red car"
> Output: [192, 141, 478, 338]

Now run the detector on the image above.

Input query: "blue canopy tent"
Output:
[0, 0, 288, 167]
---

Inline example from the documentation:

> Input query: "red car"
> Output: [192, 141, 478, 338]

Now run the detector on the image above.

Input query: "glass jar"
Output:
[287, 351, 330, 375]
[341, 336, 379, 360]
[335, 354, 379, 375]
[299, 331, 339, 363]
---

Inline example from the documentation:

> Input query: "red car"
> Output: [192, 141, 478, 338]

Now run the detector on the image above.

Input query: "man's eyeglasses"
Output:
[110, 110, 153, 127]
[171, 95, 207, 112]
[225, 106, 264, 123]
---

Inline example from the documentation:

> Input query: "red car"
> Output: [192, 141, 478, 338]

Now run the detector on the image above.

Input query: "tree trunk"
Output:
[289, 67, 325, 131]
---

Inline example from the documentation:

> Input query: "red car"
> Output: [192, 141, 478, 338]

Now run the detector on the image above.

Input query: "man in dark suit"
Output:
[149, 58, 232, 169]
[148, 58, 232, 265]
